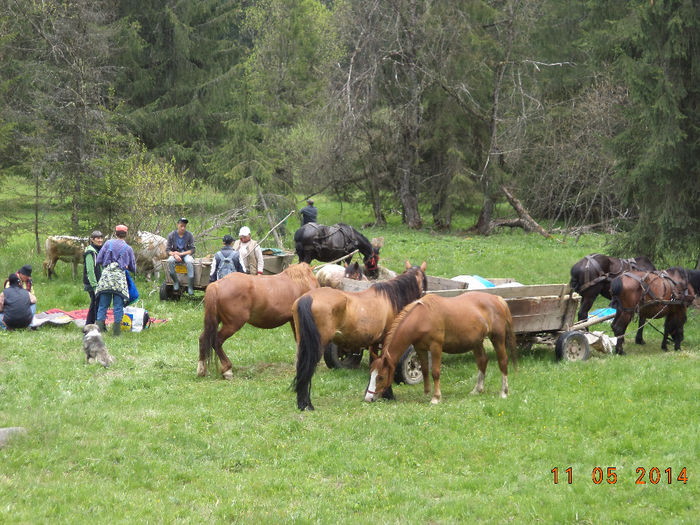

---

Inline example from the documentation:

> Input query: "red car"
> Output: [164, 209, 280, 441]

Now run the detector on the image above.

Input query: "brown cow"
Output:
[43, 236, 88, 280]
[134, 231, 167, 281]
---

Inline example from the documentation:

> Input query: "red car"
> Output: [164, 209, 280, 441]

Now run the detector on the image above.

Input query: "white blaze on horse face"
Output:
[365, 370, 378, 402]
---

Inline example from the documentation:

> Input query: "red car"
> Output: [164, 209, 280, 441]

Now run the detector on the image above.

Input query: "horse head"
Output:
[365, 354, 394, 402]
[344, 261, 366, 281]
[362, 247, 380, 277]
[405, 260, 428, 296]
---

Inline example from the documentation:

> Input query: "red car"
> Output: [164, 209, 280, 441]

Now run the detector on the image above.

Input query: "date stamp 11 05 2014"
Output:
[551, 466, 688, 485]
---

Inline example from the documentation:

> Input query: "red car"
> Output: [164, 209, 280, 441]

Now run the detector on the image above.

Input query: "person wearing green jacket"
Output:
[83, 230, 104, 325]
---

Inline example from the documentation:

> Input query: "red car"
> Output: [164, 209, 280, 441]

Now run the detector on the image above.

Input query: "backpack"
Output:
[217, 252, 236, 280]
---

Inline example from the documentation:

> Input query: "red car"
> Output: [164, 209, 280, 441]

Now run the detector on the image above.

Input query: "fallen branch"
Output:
[258, 210, 296, 247]
[313, 250, 360, 271]
[500, 185, 553, 240]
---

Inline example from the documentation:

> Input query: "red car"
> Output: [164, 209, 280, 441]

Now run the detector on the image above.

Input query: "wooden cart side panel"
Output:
[427, 283, 571, 299]
[507, 296, 578, 333]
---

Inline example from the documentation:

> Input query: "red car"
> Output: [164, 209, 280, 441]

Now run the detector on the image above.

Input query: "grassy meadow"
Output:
[1, 193, 698, 523]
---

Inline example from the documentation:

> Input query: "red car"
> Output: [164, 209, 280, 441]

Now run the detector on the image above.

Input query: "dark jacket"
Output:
[210, 246, 244, 281]
[167, 230, 196, 256]
[1, 286, 33, 328]
[300, 205, 317, 225]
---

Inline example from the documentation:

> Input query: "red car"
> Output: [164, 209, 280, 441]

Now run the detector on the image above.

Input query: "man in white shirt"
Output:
[233, 226, 264, 275]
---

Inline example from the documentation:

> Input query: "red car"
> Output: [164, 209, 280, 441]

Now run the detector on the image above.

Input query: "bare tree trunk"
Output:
[34, 168, 41, 254]
[256, 183, 283, 249]
[368, 173, 386, 226]
[499, 185, 551, 238]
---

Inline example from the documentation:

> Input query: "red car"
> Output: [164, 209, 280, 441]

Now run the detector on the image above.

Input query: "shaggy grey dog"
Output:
[82, 324, 115, 367]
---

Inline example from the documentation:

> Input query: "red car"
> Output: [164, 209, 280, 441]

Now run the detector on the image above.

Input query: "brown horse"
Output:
[610, 268, 698, 355]
[198, 263, 319, 379]
[365, 292, 516, 404]
[293, 261, 428, 410]
[570, 254, 655, 322]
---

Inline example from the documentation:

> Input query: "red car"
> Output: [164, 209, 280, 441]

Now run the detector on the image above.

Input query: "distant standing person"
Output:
[166, 217, 196, 295]
[3, 265, 35, 316]
[83, 230, 104, 325]
[95, 224, 137, 336]
[0, 274, 37, 330]
[234, 226, 264, 275]
[209, 234, 244, 282]
[299, 199, 317, 225]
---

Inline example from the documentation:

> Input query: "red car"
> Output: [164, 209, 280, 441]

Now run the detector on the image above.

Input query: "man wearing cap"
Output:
[95, 225, 137, 336]
[233, 226, 264, 275]
[299, 199, 317, 226]
[3, 265, 36, 316]
[209, 234, 244, 282]
[83, 230, 104, 325]
[166, 217, 197, 295]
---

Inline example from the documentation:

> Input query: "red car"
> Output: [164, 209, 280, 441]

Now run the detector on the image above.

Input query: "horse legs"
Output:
[417, 349, 431, 396]
[429, 343, 443, 405]
[635, 313, 646, 345]
[493, 338, 509, 398]
[215, 323, 243, 380]
[577, 292, 597, 323]
[611, 311, 633, 355]
[470, 344, 487, 395]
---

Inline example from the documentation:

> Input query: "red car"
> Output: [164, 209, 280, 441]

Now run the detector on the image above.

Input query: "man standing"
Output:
[234, 226, 264, 275]
[209, 234, 244, 282]
[166, 217, 196, 295]
[83, 230, 104, 325]
[95, 224, 137, 336]
[299, 199, 318, 225]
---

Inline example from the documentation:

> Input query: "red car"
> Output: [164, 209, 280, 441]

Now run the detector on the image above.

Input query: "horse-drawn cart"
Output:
[158, 251, 296, 300]
[326, 276, 614, 384]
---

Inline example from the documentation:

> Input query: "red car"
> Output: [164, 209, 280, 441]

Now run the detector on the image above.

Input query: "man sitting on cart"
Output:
[166, 217, 196, 296]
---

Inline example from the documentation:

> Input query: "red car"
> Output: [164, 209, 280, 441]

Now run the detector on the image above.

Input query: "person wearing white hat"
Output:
[234, 226, 264, 275]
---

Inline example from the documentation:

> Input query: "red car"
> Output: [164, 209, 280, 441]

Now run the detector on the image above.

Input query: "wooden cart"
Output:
[326, 276, 606, 383]
[158, 251, 296, 300]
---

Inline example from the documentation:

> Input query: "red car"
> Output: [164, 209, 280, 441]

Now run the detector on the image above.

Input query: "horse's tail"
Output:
[199, 283, 220, 369]
[610, 275, 623, 311]
[292, 295, 321, 408]
[504, 302, 518, 372]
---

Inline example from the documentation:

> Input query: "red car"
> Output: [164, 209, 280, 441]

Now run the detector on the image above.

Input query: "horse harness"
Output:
[620, 270, 693, 313]
[579, 255, 645, 292]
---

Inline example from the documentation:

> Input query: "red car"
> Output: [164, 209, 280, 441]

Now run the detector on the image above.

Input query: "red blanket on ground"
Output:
[43, 308, 166, 326]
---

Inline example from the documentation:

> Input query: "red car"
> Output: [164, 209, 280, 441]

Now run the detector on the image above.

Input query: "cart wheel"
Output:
[394, 345, 425, 385]
[323, 343, 363, 369]
[159, 281, 169, 301]
[555, 331, 590, 362]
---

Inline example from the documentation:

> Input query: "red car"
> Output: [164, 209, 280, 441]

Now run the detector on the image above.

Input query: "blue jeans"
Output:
[97, 293, 124, 328]
[167, 255, 194, 278]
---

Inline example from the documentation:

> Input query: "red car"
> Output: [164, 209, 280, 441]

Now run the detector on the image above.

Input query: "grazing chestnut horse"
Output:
[198, 263, 319, 379]
[365, 292, 516, 404]
[610, 268, 698, 355]
[293, 261, 427, 410]
[570, 254, 655, 322]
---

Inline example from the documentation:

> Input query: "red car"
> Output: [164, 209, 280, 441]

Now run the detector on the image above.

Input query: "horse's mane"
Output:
[667, 266, 700, 292]
[282, 263, 316, 285]
[372, 266, 427, 313]
[382, 295, 438, 353]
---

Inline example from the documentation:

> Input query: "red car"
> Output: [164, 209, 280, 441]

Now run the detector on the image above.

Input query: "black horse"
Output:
[294, 223, 380, 276]
[569, 253, 656, 323]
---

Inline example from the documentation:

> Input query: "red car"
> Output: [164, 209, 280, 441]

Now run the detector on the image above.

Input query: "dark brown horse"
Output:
[570, 254, 655, 322]
[365, 292, 516, 404]
[294, 223, 380, 276]
[198, 263, 319, 379]
[610, 268, 698, 354]
[293, 261, 427, 410]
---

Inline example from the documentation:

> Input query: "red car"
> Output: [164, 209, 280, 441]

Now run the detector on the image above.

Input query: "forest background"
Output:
[0, 0, 698, 267]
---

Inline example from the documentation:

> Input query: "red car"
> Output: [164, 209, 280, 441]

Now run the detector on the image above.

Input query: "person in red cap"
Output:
[94, 224, 136, 336]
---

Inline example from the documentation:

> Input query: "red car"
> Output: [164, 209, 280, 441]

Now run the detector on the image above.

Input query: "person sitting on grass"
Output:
[0, 274, 37, 330]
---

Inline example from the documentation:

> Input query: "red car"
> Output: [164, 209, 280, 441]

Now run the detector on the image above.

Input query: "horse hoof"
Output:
[197, 362, 207, 377]
[430, 398, 440, 405]
[222, 370, 233, 381]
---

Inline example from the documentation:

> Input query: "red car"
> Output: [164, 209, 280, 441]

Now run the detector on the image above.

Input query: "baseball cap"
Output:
[115, 224, 128, 232]
[19, 265, 32, 277]
[223, 234, 234, 244]
[178, 217, 188, 224]
[239, 226, 251, 237]
[307, 199, 314, 205]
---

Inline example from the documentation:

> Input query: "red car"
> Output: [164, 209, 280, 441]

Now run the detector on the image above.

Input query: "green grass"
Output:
[1, 199, 698, 523]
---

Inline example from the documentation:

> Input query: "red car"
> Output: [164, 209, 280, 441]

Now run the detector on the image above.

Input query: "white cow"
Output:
[134, 231, 167, 281]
